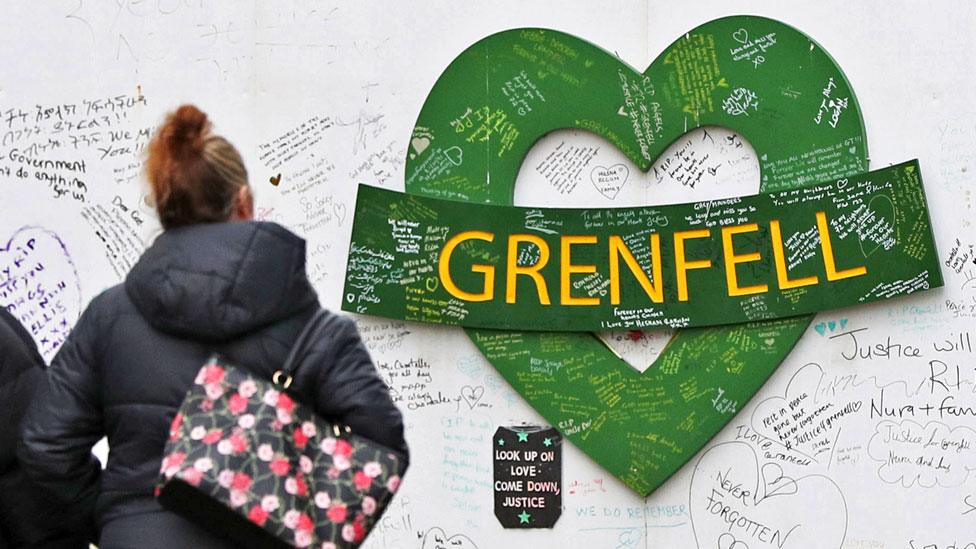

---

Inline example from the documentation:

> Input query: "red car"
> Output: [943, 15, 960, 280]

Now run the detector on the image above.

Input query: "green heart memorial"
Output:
[342, 15, 943, 496]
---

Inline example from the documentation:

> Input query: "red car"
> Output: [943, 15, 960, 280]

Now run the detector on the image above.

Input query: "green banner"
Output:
[343, 160, 941, 330]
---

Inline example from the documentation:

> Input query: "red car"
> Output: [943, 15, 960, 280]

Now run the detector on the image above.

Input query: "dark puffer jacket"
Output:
[0, 308, 90, 548]
[18, 221, 407, 548]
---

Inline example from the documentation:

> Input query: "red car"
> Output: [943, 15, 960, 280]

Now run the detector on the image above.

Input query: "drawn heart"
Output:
[732, 28, 750, 44]
[405, 16, 868, 495]
[689, 442, 847, 548]
[459, 385, 485, 409]
[813, 319, 849, 337]
[333, 202, 347, 225]
[420, 527, 478, 549]
[269, 173, 281, 186]
[590, 164, 629, 199]
[597, 330, 674, 374]
[760, 463, 798, 497]
[0, 227, 82, 361]
[717, 533, 749, 549]
[858, 194, 896, 258]
[443, 146, 463, 166]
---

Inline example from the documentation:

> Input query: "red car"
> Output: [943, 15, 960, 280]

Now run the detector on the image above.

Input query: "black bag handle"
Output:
[272, 308, 329, 389]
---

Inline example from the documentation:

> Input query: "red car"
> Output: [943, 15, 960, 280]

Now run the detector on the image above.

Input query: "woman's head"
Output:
[145, 104, 252, 229]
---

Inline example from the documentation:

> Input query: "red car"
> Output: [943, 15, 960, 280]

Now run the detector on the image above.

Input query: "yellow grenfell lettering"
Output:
[721, 223, 769, 297]
[674, 229, 712, 302]
[438, 212, 866, 307]
[506, 234, 552, 304]
[769, 219, 818, 289]
[608, 234, 663, 304]
[560, 235, 599, 306]
[816, 211, 867, 281]
[439, 231, 496, 302]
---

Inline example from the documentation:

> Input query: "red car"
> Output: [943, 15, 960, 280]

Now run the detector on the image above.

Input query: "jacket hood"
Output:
[125, 221, 318, 342]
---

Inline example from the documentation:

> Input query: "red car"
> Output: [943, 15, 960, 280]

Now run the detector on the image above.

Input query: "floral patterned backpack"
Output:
[156, 310, 407, 548]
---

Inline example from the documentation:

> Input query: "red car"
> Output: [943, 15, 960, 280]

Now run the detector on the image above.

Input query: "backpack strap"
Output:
[272, 308, 329, 389]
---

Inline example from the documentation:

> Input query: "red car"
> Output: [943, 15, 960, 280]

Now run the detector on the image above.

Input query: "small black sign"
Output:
[493, 425, 562, 528]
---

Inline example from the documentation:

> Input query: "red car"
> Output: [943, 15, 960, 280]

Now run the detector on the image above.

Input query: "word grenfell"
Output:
[438, 211, 865, 305]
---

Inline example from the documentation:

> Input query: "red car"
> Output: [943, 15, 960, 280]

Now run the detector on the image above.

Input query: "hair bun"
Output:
[146, 103, 249, 229]
[161, 104, 211, 156]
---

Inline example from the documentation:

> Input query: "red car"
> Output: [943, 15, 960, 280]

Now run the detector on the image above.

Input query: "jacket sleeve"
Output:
[0, 306, 44, 365]
[0, 366, 43, 471]
[312, 315, 409, 464]
[17, 299, 104, 534]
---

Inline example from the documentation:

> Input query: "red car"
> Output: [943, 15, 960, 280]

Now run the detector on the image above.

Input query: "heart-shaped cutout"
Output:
[717, 533, 749, 549]
[405, 16, 868, 495]
[516, 125, 760, 208]
[513, 123, 760, 373]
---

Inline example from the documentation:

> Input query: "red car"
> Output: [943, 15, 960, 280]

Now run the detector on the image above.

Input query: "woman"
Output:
[19, 105, 408, 547]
